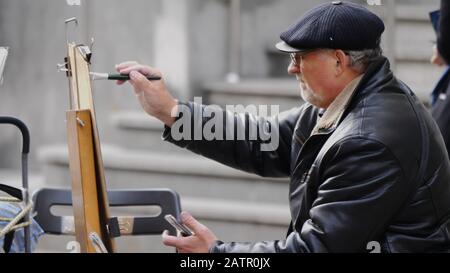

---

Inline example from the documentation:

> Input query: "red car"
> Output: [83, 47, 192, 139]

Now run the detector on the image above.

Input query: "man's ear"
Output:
[334, 50, 348, 76]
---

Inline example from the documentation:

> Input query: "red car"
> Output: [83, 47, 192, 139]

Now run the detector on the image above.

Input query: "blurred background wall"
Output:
[0, 0, 445, 252]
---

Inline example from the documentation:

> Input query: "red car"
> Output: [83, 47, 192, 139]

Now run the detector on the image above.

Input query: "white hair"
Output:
[345, 46, 383, 73]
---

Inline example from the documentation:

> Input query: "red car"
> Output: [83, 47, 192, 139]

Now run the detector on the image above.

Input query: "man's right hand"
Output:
[115, 61, 178, 127]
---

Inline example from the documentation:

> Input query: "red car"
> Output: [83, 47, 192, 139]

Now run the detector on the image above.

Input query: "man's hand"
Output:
[115, 61, 178, 127]
[162, 211, 219, 253]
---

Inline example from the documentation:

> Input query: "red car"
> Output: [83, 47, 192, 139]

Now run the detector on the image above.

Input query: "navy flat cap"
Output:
[276, 1, 385, 52]
[429, 9, 440, 34]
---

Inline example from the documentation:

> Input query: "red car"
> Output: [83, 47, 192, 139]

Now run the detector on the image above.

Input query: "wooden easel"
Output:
[63, 39, 116, 253]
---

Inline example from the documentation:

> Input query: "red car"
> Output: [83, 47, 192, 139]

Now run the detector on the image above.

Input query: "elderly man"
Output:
[116, 1, 450, 252]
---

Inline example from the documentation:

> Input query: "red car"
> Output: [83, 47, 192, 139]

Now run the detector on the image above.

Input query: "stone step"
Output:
[109, 111, 187, 153]
[33, 193, 289, 253]
[394, 7, 437, 63]
[203, 69, 439, 110]
[0, 168, 45, 194]
[36, 144, 290, 252]
[37, 144, 289, 205]
[203, 78, 303, 113]
[394, 22, 435, 62]
[109, 83, 302, 152]
[396, 61, 446, 105]
[395, 4, 439, 22]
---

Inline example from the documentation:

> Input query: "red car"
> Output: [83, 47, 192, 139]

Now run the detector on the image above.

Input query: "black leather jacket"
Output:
[163, 57, 450, 252]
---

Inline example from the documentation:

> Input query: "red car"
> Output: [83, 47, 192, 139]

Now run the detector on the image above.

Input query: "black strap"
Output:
[0, 184, 25, 253]
[3, 230, 15, 253]
[0, 184, 23, 200]
[1, 214, 26, 253]
[107, 217, 121, 238]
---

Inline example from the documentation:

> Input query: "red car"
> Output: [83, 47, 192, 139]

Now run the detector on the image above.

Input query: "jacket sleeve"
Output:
[438, 0, 450, 63]
[210, 137, 409, 252]
[162, 101, 305, 177]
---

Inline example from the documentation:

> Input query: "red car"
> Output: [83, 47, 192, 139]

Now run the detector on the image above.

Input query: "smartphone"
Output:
[164, 214, 194, 237]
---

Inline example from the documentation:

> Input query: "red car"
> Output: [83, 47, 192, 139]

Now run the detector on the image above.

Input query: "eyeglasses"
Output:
[289, 53, 300, 66]
[289, 49, 349, 66]
[289, 50, 316, 66]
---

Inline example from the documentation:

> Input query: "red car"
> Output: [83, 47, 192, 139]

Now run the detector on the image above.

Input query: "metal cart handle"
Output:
[0, 116, 31, 253]
[0, 116, 30, 154]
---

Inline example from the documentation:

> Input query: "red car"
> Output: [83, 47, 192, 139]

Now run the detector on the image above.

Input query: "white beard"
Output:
[296, 75, 320, 107]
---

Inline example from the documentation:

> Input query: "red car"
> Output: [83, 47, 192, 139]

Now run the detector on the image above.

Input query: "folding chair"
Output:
[32, 188, 182, 252]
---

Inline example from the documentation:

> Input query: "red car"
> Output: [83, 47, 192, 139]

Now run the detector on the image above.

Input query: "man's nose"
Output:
[287, 62, 300, 75]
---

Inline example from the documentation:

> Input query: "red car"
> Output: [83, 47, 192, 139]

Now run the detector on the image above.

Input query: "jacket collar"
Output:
[308, 57, 393, 136]
[350, 57, 394, 103]
[311, 74, 364, 135]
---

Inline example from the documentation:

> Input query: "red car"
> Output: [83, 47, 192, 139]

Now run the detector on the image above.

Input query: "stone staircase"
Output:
[203, 78, 302, 112]
[35, 1, 445, 253]
[37, 130, 290, 252]
[38, 144, 288, 205]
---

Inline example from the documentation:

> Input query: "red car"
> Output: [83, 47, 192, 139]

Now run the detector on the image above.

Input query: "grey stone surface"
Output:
[38, 144, 289, 204]
[396, 2, 440, 21]
[395, 22, 438, 62]
[204, 78, 303, 112]
[109, 111, 188, 153]
[396, 62, 445, 104]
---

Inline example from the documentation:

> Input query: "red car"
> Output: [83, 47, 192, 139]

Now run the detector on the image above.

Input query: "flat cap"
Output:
[276, 1, 385, 52]
[429, 9, 440, 34]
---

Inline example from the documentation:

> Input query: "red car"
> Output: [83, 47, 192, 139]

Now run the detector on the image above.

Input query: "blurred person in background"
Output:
[430, 0, 450, 157]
